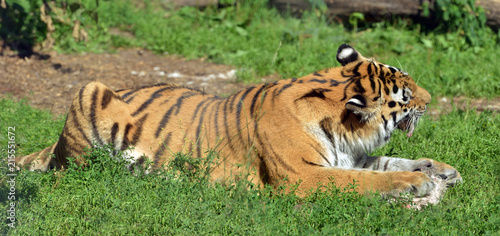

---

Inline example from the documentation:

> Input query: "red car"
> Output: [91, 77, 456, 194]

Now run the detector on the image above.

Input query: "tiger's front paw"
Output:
[390, 171, 436, 197]
[414, 158, 462, 187]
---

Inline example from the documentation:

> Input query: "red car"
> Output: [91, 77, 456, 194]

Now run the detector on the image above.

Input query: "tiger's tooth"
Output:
[407, 123, 415, 138]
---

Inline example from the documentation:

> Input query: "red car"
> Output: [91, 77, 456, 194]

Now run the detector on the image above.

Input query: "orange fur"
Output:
[16, 44, 461, 197]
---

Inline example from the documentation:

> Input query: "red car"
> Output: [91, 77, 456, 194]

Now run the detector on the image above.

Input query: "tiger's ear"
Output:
[336, 44, 360, 66]
[345, 94, 379, 121]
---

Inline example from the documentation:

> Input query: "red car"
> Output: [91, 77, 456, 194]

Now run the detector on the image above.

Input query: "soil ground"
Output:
[1, 47, 498, 118]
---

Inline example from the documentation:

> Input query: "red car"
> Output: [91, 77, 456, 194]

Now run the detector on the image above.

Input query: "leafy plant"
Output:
[0, 0, 47, 52]
[432, 0, 488, 47]
[0, 0, 104, 53]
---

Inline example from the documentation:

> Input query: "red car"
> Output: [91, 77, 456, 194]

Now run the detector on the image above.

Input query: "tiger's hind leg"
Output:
[16, 82, 137, 171]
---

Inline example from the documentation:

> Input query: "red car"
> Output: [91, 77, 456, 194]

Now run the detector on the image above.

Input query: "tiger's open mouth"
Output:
[398, 116, 417, 138]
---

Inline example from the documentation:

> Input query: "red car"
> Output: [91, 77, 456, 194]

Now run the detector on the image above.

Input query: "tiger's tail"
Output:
[15, 142, 58, 171]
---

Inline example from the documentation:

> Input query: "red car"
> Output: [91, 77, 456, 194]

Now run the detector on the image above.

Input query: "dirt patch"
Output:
[0, 47, 498, 117]
[0, 48, 265, 116]
[428, 97, 500, 118]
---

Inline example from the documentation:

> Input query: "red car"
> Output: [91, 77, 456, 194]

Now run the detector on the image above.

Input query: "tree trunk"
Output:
[270, 0, 500, 29]
[164, 0, 218, 7]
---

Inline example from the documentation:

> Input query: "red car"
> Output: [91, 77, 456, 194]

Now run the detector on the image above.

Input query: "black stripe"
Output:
[310, 144, 331, 166]
[110, 122, 119, 145]
[205, 98, 220, 147]
[131, 86, 177, 117]
[341, 71, 350, 78]
[320, 118, 335, 146]
[367, 63, 373, 75]
[353, 79, 366, 94]
[381, 115, 388, 129]
[153, 145, 166, 168]
[235, 87, 257, 148]
[249, 84, 267, 116]
[69, 108, 91, 146]
[379, 69, 386, 79]
[267, 142, 297, 174]
[114, 88, 129, 93]
[62, 129, 86, 150]
[130, 114, 149, 145]
[155, 106, 175, 138]
[340, 110, 351, 124]
[330, 79, 340, 87]
[351, 62, 363, 76]
[121, 83, 170, 100]
[174, 92, 199, 116]
[302, 158, 323, 166]
[291, 77, 298, 82]
[377, 79, 383, 98]
[64, 141, 85, 158]
[383, 159, 390, 171]
[153, 132, 172, 168]
[392, 84, 399, 94]
[310, 79, 327, 84]
[124, 94, 137, 104]
[121, 88, 141, 100]
[380, 77, 391, 95]
[313, 71, 323, 77]
[90, 88, 104, 145]
[213, 100, 223, 138]
[340, 78, 358, 101]
[275, 83, 293, 97]
[402, 93, 409, 102]
[162, 132, 172, 148]
[223, 96, 236, 154]
[78, 84, 87, 115]
[101, 89, 115, 110]
[194, 99, 215, 158]
[369, 76, 376, 92]
[228, 90, 245, 113]
[121, 123, 133, 151]
[236, 87, 256, 130]
[155, 92, 198, 138]
[191, 99, 213, 122]
[390, 111, 398, 124]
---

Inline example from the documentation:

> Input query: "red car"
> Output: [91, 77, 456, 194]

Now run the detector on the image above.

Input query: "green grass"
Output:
[1, 0, 499, 234]
[44, 0, 499, 98]
[0, 96, 498, 235]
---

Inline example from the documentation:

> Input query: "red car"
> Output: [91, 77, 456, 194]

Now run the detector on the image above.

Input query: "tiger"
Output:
[16, 44, 462, 197]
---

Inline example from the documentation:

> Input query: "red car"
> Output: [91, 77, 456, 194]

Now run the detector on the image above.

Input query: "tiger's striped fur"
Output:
[16, 44, 462, 197]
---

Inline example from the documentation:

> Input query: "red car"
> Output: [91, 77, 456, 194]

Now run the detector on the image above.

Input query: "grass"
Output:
[1, 0, 499, 234]
[0, 98, 498, 234]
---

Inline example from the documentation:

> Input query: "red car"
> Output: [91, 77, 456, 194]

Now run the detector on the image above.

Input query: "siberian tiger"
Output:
[16, 44, 462, 197]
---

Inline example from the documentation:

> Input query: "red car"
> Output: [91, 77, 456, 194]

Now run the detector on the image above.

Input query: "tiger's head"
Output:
[335, 44, 431, 140]
[283, 44, 432, 159]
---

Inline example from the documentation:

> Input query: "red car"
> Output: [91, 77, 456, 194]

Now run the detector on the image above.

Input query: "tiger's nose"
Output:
[415, 86, 431, 105]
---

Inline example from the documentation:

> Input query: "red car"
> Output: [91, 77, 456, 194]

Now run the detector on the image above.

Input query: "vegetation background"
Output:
[0, 0, 499, 234]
